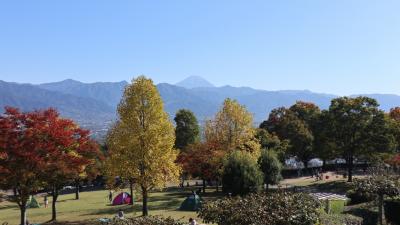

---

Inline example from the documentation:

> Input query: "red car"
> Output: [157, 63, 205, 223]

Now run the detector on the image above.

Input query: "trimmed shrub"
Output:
[318, 212, 363, 225]
[222, 150, 264, 196]
[384, 199, 400, 225]
[198, 191, 320, 225]
[346, 189, 375, 205]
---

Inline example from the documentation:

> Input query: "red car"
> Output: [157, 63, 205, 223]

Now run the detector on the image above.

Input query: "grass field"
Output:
[0, 176, 362, 225]
[0, 187, 219, 225]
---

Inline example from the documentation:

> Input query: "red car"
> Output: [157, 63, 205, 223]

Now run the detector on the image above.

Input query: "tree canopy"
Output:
[329, 96, 397, 181]
[206, 98, 260, 156]
[222, 150, 263, 195]
[258, 149, 282, 189]
[0, 107, 100, 224]
[174, 109, 200, 150]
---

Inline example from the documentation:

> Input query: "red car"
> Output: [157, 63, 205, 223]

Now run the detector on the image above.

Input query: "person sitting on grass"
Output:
[189, 218, 197, 225]
[116, 209, 124, 219]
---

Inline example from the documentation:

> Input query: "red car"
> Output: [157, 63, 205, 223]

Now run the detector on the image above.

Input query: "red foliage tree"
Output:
[0, 107, 100, 224]
[176, 141, 225, 193]
[390, 107, 400, 121]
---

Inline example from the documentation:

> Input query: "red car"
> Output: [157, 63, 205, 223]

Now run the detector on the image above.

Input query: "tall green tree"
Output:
[174, 109, 200, 150]
[313, 110, 337, 167]
[329, 96, 397, 182]
[107, 76, 181, 216]
[258, 149, 282, 189]
[261, 106, 314, 169]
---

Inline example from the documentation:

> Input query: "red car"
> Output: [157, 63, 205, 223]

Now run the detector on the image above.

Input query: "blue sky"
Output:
[0, 1, 400, 95]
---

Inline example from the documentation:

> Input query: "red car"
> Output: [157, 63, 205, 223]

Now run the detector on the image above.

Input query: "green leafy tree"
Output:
[256, 129, 288, 162]
[313, 110, 338, 168]
[222, 150, 263, 196]
[329, 96, 397, 182]
[260, 102, 319, 168]
[174, 109, 200, 150]
[258, 149, 282, 189]
[107, 76, 181, 216]
[389, 107, 400, 151]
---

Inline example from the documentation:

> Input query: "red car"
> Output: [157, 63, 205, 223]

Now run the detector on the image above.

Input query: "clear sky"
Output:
[0, 1, 400, 95]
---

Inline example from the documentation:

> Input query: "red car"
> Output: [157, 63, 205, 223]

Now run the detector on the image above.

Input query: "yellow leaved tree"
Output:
[106, 76, 180, 216]
[205, 98, 260, 157]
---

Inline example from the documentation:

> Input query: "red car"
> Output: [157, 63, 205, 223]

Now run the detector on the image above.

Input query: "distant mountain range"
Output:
[1, 76, 400, 139]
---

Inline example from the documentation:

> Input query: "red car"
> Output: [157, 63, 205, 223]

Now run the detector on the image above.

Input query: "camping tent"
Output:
[27, 196, 40, 208]
[179, 193, 202, 211]
[112, 192, 132, 205]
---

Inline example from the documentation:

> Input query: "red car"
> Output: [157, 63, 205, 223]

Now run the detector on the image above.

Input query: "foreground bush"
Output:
[384, 199, 400, 225]
[346, 189, 375, 205]
[198, 192, 320, 225]
[101, 217, 184, 225]
[45, 217, 184, 225]
[318, 212, 363, 225]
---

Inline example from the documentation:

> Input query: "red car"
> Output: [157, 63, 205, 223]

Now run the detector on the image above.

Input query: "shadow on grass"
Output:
[81, 205, 136, 217]
[0, 204, 19, 210]
[344, 202, 378, 225]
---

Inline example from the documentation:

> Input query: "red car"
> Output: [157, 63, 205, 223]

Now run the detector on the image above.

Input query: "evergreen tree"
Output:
[174, 109, 200, 150]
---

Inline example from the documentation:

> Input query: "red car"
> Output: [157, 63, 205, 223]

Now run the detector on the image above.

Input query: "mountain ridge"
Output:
[1, 78, 400, 139]
[175, 76, 215, 89]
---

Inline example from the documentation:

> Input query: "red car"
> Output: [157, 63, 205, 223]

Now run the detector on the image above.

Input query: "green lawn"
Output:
[0, 187, 219, 225]
[0, 179, 367, 225]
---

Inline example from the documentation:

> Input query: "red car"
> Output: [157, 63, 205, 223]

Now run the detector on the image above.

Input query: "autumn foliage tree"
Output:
[205, 98, 261, 156]
[176, 141, 224, 192]
[42, 117, 100, 221]
[0, 107, 100, 224]
[107, 76, 180, 216]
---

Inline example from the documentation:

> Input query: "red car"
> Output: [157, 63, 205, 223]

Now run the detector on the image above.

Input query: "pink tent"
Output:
[112, 192, 132, 205]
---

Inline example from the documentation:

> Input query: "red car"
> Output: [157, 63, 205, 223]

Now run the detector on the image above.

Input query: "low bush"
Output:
[104, 217, 183, 225]
[198, 191, 320, 225]
[384, 199, 400, 225]
[346, 189, 375, 205]
[318, 212, 363, 225]
[54, 217, 185, 225]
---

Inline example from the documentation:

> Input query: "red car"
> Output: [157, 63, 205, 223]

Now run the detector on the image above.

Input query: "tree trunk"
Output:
[378, 194, 384, 225]
[142, 187, 148, 216]
[202, 178, 206, 193]
[216, 179, 219, 192]
[303, 160, 309, 176]
[19, 205, 27, 225]
[75, 180, 80, 200]
[322, 159, 327, 171]
[129, 181, 134, 205]
[347, 154, 354, 182]
[51, 187, 59, 221]
[14, 188, 28, 225]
